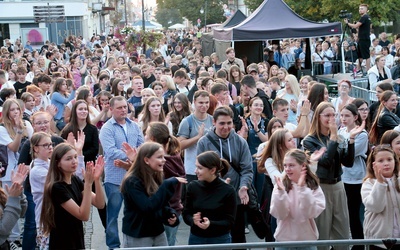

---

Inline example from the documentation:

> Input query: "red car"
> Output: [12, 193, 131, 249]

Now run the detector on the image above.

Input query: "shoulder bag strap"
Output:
[205, 133, 242, 176]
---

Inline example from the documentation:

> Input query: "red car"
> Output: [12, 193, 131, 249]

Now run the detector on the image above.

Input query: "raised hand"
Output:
[238, 186, 249, 205]
[275, 176, 285, 191]
[175, 177, 187, 184]
[349, 120, 366, 139]
[11, 164, 29, 185]
[114, 159, 131, 170]
[297, 166, 307, 187]
[122, 142, 137, 161]
[197, 123, 205, 138]
[84, 161, 95, 185]
[373, 163, 386, 184]
[46, 105, 58, 117]
[74, 130, 85, 153]
[300, 99, 311, 116]
[5, 182, 23, 197]
[310, 147, 327, 162]
[328, 117, 338, 137]
[94, 156, 104, 181]
[66, 132, 75, 146]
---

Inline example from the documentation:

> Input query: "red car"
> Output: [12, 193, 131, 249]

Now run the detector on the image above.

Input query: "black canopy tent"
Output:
[213, 0, 343, 70]
[201, 10, 248, 58]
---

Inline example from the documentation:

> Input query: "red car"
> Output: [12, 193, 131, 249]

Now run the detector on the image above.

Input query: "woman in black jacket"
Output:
[370, 90, 400, 145]
[303, 102, 364, 250]
[120, 142, 186, 248]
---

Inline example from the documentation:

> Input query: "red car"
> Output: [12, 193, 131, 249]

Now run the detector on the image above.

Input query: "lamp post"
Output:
[141, 0, 145, 31]
[199, 1, 207, 30]
[124, 0, 128, 25]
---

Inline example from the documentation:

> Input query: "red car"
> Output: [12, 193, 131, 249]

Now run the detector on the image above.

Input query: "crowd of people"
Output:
[0, 16, 400, 250]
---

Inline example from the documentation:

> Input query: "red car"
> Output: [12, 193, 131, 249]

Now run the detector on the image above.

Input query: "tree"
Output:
[158, 0, 225, 27]
[155, 8, 183, 28]
[244, 0, 397, 28]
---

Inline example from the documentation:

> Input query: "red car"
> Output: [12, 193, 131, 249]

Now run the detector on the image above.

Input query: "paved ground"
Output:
[87, 206, 265, 249]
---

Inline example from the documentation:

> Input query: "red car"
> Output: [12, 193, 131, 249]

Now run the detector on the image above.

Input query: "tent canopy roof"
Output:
[213, 0, 342, 41]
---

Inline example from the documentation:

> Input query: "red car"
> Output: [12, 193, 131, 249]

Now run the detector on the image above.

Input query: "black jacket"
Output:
[303, 134, 355, 180]
[253, 89, 273, 119]
[377, 107, 400, 142]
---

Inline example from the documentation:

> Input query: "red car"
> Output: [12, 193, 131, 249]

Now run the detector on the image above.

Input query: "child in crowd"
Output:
[271, 149, 325, 249]
[14, 66, 31, 99]
[362, 145, 400, 250]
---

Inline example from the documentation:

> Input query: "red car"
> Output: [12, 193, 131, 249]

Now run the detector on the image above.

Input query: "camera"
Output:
[339, 10, 353, 19]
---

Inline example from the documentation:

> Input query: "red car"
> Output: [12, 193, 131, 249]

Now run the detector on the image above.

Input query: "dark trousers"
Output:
[344, 183, 364, 250]
[231, 204, 246, 244]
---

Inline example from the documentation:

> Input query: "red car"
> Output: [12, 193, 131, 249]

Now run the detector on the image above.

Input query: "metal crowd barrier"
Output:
[122, 238, 400, 250]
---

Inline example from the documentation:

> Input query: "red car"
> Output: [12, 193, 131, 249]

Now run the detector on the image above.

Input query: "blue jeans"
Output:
[104, 182, 124, 249]
[164, 215, 182, 246]
[324, 65, 332, 74]
[189, 233, 231, 245]
[22, 188, 37, 250]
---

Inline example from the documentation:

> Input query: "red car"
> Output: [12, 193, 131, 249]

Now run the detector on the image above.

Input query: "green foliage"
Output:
[155, 8, 183, 28]
[244, 0, 397, 28]
[158, 0, 225, 27]
[244, 0, 263, 12]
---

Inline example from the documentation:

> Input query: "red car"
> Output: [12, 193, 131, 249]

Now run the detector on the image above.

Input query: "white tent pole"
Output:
[340, 33, 345, 73]
[309, 38, 313, 76]
[232, 40, 235, 49]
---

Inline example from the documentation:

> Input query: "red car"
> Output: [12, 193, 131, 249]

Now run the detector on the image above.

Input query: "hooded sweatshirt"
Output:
[197, 128, 253, 204]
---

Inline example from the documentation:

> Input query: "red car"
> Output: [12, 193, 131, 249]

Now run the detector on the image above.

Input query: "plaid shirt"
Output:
[99, 117, 144, 185]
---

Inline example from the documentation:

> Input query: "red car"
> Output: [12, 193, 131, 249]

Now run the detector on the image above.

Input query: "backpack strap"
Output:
[187, 114, 193, 135]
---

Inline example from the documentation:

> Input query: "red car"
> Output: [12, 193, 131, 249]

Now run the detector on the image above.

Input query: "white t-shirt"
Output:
[0, 122, 33, 181]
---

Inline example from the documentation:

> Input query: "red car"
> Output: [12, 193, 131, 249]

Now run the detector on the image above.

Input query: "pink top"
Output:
[270, 183, 325, 241]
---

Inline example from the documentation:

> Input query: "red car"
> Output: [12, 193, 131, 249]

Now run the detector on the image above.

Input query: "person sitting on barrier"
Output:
[270, 149, 325, 250]
[361, 145, 400, 250]
[367, 55, 394, 91]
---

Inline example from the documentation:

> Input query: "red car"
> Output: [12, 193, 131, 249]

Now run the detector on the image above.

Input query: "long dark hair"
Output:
[169, 93, 191, 136]
[197, 151, 230, 178]
[120, 142, 164, 196]
[61, 100, 91, 139]
[41, 143, 76, 235]
[370, 90, 397, 145]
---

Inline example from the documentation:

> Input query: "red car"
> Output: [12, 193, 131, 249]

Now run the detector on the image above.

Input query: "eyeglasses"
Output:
[34, 120, 50, 126]
[320, 113, 338, 118]
[36, 143, 54, 149]
[358, 108, 369, 112]
[252, 104, 264, 107]
[340, 85, 350, 89]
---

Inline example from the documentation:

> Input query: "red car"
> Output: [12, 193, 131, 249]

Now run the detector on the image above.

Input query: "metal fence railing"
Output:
[121, 238, 400, 250]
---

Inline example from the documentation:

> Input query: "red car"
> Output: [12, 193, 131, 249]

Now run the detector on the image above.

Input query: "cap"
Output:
[249, 67, 258, 74]
[175, 55, 183, 60]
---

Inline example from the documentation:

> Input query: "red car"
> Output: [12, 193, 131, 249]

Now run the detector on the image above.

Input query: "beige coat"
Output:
[362, 177, 400, 240]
